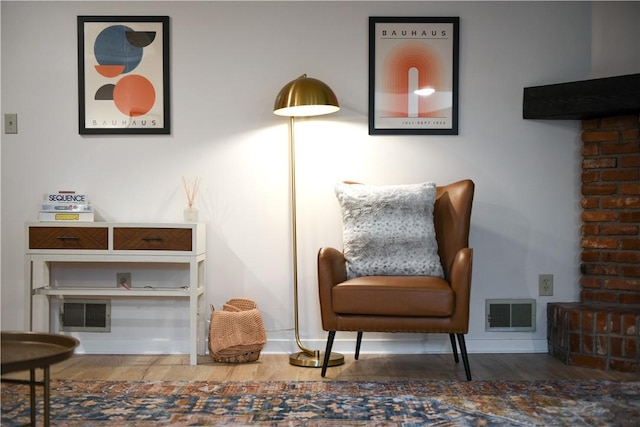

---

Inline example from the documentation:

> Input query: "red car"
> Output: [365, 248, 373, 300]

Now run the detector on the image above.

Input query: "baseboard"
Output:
[73, 338, 189, 355]
[71, 335, 548, 356]
[262, 336, 549, 355]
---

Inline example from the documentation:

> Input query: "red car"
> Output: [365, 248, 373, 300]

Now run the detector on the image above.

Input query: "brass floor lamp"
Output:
[273, 75, 345, 368]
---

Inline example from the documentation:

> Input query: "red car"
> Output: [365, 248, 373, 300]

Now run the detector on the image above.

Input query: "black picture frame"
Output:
[78, 16, 170, 135]
[369, 17, 459, 135]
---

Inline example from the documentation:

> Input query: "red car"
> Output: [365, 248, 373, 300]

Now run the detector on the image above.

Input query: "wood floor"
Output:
[18, 353, 639, 382]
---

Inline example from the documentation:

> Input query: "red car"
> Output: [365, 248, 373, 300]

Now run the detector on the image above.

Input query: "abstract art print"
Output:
[369, 17, 459, 135]
[78, 16, 170, 135]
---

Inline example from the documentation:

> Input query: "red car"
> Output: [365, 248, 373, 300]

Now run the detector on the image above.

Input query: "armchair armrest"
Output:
[317, 247, 347, 330]
[318, 247, 347, 285]
[449, 247, 473, 330]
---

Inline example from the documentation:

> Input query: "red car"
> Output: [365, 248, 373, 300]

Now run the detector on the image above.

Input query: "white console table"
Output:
[25, 222, 206, 365]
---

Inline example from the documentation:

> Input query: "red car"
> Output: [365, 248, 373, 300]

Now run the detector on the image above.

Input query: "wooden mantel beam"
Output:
[523, 73, 640, 120]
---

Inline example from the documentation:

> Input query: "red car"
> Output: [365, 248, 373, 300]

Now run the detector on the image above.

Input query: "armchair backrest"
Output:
[434, 180, 475, 280]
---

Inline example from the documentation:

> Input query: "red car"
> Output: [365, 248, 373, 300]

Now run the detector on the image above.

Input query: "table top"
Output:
[1, 331, 79, 375]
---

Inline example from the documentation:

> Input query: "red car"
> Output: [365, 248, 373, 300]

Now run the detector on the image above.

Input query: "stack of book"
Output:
[38, 191, 94, 222]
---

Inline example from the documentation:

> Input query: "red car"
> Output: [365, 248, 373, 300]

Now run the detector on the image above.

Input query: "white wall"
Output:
[591, 1, 640, 78]
[1, 1, 634, 356]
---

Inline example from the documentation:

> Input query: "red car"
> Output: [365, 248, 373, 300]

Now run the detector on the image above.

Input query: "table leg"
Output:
[44, 366, 50, 427]
[29, 369, 36, 427]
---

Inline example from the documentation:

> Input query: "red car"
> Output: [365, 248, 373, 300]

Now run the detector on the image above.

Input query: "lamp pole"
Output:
[274, 75, 345, 368]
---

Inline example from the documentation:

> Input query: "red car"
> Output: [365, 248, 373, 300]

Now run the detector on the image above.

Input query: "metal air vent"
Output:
[60, 299, 111, 332]
[486, 299, 535, 332]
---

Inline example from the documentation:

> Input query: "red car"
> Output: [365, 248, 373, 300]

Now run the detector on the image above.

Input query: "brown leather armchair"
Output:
[318, 179, 475, 380]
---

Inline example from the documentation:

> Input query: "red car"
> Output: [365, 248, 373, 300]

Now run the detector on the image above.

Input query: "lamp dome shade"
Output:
[273, 75, 340, 117]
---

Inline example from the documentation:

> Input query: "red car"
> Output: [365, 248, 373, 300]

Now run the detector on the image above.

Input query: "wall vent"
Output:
[485, 299, 536, 332]
[60, 299, 111, 332]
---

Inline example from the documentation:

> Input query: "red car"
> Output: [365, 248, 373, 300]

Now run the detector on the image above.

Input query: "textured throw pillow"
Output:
[335, 182, 444, 279]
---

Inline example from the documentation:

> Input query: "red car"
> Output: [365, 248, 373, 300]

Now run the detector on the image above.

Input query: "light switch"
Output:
[4, 114, 17, 134]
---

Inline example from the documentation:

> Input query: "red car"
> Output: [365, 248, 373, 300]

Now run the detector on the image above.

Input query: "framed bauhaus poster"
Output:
[369, 17, 459, 135]
[78, 16, 170, 135]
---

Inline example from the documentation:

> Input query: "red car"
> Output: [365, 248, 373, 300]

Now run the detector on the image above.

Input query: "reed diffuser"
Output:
[182, 176, 200, 222]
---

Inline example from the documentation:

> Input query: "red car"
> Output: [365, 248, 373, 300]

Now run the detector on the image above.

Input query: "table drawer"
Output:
[114, 227, 192, 251]
[29, 227, 108, 250]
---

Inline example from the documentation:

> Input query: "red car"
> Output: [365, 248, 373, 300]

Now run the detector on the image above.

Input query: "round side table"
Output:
[1, 331, 79, 427]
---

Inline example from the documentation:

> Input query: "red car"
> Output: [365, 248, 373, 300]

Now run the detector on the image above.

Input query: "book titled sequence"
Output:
[39, 191, 94, 222]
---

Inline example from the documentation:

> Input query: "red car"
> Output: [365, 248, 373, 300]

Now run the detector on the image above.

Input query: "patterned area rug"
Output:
[2, 379, 639, 426]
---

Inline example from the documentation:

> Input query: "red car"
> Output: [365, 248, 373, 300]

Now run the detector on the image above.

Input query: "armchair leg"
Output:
[456, 334, 472, 381]
[449, 334, 459, 363]
[355, 332, 363, 360]
[321, 331, 336, 377]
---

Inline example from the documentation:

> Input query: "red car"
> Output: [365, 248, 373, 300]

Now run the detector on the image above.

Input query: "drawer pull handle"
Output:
[57, 236, 80, 241]
[142, 237, 164, 242]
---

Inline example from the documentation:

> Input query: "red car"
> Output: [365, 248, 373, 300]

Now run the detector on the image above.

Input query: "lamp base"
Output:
[289, 350, 345, 368]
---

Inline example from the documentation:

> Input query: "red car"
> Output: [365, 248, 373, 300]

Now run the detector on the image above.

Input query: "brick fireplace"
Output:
[524, 75, 640, 373]
[580, 114, 640, 307]
[547, 114, 640, 373]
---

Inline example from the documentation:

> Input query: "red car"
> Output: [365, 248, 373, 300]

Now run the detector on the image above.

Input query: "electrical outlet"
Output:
[117, 272, 132, 289]
[539, 274, 553, 296]
[4, 113, 17, 134]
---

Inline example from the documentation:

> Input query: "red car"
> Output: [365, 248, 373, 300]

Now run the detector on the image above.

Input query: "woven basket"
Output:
[226, 298, 259, 311]
[209, 298, 266, 363]
[210, 345, 264, 363]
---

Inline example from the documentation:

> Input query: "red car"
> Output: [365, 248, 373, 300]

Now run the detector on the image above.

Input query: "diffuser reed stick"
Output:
[183, 176, 200, 208]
